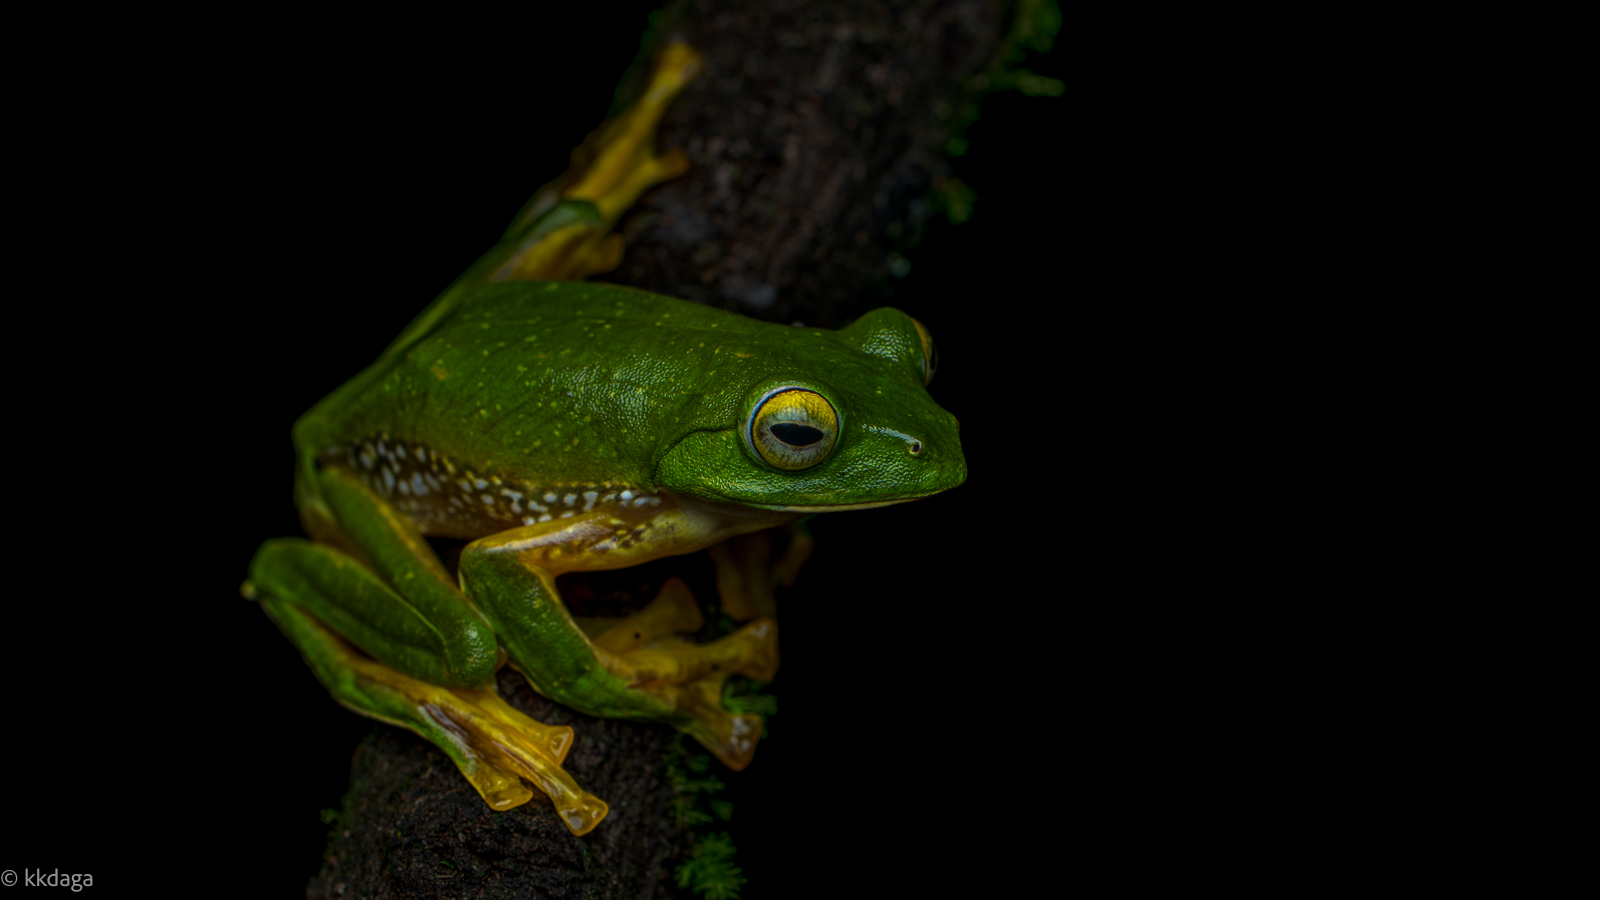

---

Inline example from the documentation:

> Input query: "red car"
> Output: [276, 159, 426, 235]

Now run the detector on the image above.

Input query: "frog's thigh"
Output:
[299, 466, 499, 687]
[460, 523, 775, 769]
[247, 537, 486, 687]
[256, 592, 607, 835]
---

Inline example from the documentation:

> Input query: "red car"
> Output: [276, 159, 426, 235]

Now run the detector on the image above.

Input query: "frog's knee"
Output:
[243, 537, 314, 596]
[442, 617, 499, 689]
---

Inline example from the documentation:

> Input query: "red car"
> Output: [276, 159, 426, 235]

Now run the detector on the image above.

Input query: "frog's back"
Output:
[294, 281, 808, 537]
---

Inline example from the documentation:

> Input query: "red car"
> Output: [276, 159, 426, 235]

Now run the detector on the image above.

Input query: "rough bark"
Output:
[603, 0, 1010, 328]
[308, 2, 1015, 897]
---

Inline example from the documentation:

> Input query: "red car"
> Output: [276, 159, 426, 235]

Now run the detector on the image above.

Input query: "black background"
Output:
[7, 7, 1114, 897]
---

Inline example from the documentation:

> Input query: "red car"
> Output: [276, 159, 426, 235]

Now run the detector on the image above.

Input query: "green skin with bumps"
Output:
[248, 277, 965, 762]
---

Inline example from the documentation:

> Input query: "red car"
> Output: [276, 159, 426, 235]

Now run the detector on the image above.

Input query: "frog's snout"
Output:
[888, 421, 966, 494]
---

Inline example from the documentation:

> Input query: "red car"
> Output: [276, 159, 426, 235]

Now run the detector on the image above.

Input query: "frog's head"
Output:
[655, 307, 965, 511]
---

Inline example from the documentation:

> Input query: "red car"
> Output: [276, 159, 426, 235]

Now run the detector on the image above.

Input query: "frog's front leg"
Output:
[246, 467, 610, 833]
[461, 517, 779, 770]
[707, 519, 815, 621]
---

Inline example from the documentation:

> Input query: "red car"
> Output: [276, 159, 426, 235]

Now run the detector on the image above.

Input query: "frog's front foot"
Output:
[461, 535, 778, 771]
[707, 520, 815, 622]
[594, 577, 778, 769]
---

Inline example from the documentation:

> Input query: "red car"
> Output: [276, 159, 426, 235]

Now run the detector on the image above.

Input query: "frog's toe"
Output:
[666, 678, 763, 771]
[694, 709, 763, 772]
[728, 617, 779, 683]
[593, 576, 704, 655]
[609, 617, 778, 687]
[709, 524, 812, 621]
[615, 619, 775, 769]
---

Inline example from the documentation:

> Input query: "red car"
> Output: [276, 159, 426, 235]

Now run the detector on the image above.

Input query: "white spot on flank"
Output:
[750, 622, 770, 637]
[732, 718, 751, 736]
[538, 513, 553, 523]
[545, 492, 558, 504]
[482, 495, 495, 506]
[632, 496, 653, 508]
[410, 473, 427, 496]
[394, 445, 407, 460]
[563, 494, 577, 507]
[620, 490, 634, 501]
[382, 467, 396, 492]
[582, 491, 598, 511]
[560, 511, 575, 518]
[523, 516, 537, 525]
[502, 490, 523, 501]
[474, 479, 488, 490]
[397, 480, 410, 495]
[457, 479, 473, 492]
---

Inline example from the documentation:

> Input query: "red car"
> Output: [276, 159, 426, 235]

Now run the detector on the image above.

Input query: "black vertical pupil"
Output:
[769, 423, 825, 446]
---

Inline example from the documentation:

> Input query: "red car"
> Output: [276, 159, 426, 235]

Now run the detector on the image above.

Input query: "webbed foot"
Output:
[257, 593, 608, 835]
[592, 578, 777, 770]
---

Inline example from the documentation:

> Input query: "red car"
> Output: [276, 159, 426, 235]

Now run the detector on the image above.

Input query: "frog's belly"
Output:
[327, 433, 667, 540]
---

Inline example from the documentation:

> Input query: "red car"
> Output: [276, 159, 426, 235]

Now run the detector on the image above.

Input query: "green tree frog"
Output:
[242, 44, 965, 836]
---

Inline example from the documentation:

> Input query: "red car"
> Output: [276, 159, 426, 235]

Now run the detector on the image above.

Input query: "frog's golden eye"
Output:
[749, 388, 838, 470]
[911, 317, 938, 386]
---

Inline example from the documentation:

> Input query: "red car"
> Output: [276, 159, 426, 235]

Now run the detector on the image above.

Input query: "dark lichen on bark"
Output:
[306, 2, 1026, 897]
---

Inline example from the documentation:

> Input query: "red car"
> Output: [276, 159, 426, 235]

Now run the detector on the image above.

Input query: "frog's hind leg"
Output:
[252, 586, 606, 835]
[245, 464, 612, 833]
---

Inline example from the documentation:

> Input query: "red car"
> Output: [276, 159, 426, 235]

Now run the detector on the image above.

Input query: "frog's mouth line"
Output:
[748, 494, 938, 513]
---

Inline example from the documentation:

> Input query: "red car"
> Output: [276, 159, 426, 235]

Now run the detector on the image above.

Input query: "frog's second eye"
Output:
[749, 388, 839, 470]
[911, 317, 938, 386]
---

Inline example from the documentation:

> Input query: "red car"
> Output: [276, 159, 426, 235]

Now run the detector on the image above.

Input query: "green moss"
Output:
[664, 728, 766, 898]
[675, 832, 748, 900]
[666, 736, 726, 828]
[938, 0, 1064, 223]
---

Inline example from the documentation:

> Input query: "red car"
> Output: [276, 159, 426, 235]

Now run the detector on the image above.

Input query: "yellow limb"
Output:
[655, 675, 764, 772]
[601, 619, 777, 689]
[708, 522, 813, 621]
[593, 576, 705, 654]
[597, 617, 775, 772]
[495, 43, 702, 283]
[562, 42, 702, 224]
